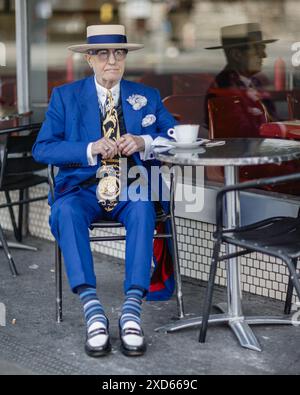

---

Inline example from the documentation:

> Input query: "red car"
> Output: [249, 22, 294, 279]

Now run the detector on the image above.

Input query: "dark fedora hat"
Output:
[205, 23, 278, 50]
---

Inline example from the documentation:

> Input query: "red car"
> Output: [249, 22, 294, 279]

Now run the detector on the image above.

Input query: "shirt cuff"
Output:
[139, 135, 154, 161]
[87, 143, 98, 166]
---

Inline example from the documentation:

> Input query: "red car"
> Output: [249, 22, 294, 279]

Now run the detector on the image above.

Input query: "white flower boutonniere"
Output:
[127, 94, 148, 111]
[142, 114, 156, 128]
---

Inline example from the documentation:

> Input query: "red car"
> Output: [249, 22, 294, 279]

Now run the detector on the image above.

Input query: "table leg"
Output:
[220, 165, 261, 351]
[170, 169, 185, 319]
[224, 165, 242, 316]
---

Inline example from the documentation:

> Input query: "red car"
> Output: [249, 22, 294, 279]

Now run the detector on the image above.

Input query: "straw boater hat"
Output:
[68, 25, 144, 53]
[205, 23, 278, 50]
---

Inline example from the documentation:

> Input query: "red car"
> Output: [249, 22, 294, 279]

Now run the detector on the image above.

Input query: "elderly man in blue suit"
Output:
[33, 25, 176, 358]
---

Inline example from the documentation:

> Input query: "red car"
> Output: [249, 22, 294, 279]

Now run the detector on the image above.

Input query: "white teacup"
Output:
[168, 124, 199, 144]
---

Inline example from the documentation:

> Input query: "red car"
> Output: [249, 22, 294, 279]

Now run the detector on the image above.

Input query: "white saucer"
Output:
[169, 147, 206, 157]
[168, 139, 208, 149]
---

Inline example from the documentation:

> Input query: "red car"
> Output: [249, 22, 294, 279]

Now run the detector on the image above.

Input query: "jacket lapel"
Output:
[120, 79, 149, 176]
[121, 79, 143, 136]
[77, 76, 102, 141]
[76, 78, 144, 140]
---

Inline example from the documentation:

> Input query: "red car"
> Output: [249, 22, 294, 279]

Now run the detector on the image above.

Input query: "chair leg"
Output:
[170, 170, 185, 319]
[0, 224, 18, 276]
[199, 241, 221, 343]
[17, 189, 24, 243]
[4, 191, 20, 243]
[55, 242, 63, 323]
[284, 258, 298, 315]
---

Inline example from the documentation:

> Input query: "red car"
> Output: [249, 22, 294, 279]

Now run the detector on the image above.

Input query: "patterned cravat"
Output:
[97, 90, 121, 212]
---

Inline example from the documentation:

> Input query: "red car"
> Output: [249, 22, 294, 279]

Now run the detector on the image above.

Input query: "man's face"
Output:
[245, 43, 267, 75]
[228, 43, 267, 76]
[86, 49, 127, 88]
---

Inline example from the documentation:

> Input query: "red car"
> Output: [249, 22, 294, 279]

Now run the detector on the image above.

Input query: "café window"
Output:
[2, 1, 300, 156]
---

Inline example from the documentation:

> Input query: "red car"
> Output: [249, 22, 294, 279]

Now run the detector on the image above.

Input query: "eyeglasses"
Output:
[89, 49, 128, 61]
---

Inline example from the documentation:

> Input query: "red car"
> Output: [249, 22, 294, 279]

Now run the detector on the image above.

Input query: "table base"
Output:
[0, 242, 37, 252]
[155, 310, 297, 352]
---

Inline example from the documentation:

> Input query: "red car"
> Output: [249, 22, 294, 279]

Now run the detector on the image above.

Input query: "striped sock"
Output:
[120, 288, 144, 329]
[77, 286, 108, 331]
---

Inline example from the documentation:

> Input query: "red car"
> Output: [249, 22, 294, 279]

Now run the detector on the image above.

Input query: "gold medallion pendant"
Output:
[96, 164, 121, 209]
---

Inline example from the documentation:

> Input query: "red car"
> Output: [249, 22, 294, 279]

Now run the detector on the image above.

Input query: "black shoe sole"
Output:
[120, 343, 147, 357]
[85, 342, 112, 358]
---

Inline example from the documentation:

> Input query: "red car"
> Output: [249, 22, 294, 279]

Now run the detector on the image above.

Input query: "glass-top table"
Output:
[154, 138, 300, 352]
[0, 106, 43, 135]
[156, 138, 300, 166]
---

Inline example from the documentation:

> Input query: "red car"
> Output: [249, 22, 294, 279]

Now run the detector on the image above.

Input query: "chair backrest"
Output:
[208, 95, 269, 139]
[0, 124, 45, 189]
[163, 94, 206, 127]
[172, 73, 215, 96]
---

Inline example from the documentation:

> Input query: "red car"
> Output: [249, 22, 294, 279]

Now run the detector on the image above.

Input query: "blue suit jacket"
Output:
[33, 76, 176, 212]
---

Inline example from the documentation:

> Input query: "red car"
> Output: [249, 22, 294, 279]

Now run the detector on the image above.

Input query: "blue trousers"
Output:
[49, 185, 156, 294]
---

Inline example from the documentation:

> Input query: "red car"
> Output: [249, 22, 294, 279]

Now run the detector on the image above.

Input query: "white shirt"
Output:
[239, 74, 253, 88]
[95, 78, 120, 115]
[87, 76, 153, 166]
[238, 73, 262, 104]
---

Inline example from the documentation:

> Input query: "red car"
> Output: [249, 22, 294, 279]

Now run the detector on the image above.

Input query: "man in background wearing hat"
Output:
[204, 22, 279, 134]
[33, 25, 176, 358]
[204, 24, 300, 195]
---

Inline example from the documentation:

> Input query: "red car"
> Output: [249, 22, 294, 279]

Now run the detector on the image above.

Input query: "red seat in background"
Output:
[260, 121, 300, 139]
[208, 95, 268, 139]
[259, 89, 300, 139]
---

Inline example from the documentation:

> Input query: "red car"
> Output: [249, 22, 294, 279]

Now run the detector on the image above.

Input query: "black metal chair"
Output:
[48, 165, 184, 324]
[199, 172, 300, 343]
[0, 123, 48, 274]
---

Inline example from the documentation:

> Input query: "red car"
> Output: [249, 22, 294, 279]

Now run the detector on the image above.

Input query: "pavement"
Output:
[0, 235, 300, 375]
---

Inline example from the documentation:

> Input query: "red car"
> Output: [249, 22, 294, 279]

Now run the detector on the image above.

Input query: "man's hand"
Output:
[91, 137, 119, 160]
[117, 134, 145, 157]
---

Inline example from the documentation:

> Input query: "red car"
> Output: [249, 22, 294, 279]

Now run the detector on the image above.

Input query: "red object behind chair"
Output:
[66, 55, 74, 82]
[260, 121, 300, 139]
[208, 95, 268, 139]
[274, 58, 286, 92]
